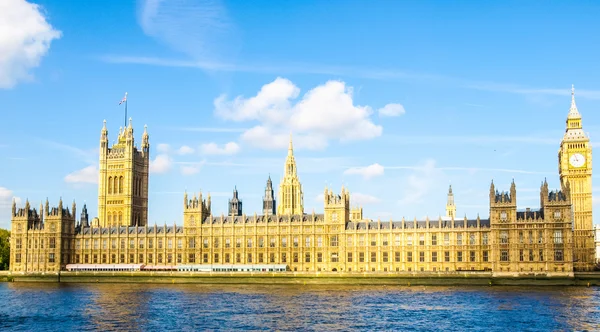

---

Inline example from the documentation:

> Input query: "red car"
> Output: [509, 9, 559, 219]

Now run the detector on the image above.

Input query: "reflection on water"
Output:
[0, 283, 599, 331]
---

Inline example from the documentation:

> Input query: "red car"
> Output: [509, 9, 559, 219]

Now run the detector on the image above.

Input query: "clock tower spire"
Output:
[558, 85, 594, 271]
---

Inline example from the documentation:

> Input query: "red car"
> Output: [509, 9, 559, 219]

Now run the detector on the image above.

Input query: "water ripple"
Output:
[0, 283, 598, 331]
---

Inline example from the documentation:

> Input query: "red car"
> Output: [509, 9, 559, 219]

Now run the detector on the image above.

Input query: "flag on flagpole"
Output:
[118, 92, 128, 105]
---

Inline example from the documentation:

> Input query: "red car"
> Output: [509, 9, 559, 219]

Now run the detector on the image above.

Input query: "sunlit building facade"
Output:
[9, 91, 594, 276]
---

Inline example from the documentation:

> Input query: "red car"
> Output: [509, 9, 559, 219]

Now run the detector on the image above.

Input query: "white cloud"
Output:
[156, 143, 171, 153]
[180, 165, 200, 175]
[0, 187, 20, 206]
[214, 77, 384, 150]
[241, 126, 327, 150]
[378, 103, 406, 117]
[351, 193, 380, 205]
[343, 163, 384, 180]
[179, 160, 205, 176]
[200, 142, 240, 155]
[64, 165, 98, 184]
[177, 145, 195, 155]
[0, 187, 21, 227]
[397, 159, 443, 206]
[0, 0, 62, 88]
[150, 154, 172, 173]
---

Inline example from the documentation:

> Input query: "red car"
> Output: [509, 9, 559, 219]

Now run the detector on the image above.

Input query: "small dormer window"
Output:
[500, 211, 507, 221]
[554, 210, 561, 219]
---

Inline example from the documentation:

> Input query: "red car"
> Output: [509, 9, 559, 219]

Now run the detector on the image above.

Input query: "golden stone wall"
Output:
[9, 200, 75, 273]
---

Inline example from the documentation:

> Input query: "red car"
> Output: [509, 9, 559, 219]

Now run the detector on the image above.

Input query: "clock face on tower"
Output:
[569, 153, 586, 168]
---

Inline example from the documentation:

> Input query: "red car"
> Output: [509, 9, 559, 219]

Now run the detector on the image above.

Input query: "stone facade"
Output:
[97, 119, 149, 228]
[9, 91, 594, 276]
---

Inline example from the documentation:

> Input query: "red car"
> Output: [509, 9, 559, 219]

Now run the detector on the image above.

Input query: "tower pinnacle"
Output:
[568, 84, 581, 119]
[278, 132, 304, 215]
[446, 184, 456, 219]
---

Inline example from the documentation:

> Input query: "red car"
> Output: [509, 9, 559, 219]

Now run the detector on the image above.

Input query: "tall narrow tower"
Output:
[558, 85, 594, 271]
[98, 119, 150, 227]
[446, 185, 456, 219]
[263, 175, 276, 216]
[277, 134, 304, 215]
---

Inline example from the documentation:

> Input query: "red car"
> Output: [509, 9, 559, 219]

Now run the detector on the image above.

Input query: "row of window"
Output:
[14, 253, 55, 263]
[14, 249, 566, 267]
[499, 249, 564, 262]
[499, 230, 564, 244]
[72, 251, 490, 265]
[71, 233, 496, 251]
[16, 238, 56, 250]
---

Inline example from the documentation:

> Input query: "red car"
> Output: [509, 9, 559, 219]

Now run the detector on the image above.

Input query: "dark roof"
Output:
[344, 218, 491, 231]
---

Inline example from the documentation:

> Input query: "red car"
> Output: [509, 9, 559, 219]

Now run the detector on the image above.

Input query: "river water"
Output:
[0, 283, 599, 331]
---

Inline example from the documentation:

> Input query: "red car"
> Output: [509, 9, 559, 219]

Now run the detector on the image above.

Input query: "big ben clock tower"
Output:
[558, 85, 595, 271]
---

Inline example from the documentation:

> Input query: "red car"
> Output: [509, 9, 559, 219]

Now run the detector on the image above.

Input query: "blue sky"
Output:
[2, 0, 600, 229]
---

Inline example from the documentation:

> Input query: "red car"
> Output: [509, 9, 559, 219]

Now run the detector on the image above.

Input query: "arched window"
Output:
[108, 212, 112, 225]
[113, 177, 118, 195]
[108, 177, 113, 194]
[119, 176, 124, 194]
[118, 211, 123, 223]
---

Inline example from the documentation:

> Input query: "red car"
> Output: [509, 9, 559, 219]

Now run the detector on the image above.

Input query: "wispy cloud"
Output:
[99, 54, 600, 101]
[385, 165, 553, 175]
[176, 156, 352, 174]
[385, 135, 559, 145]
[465, 82, 600, 100]
[343, 163, 385, 180]
[100, 54, 447, 81]
[397, 159, 443, 206]
[170, 126, 247, 133]
[464, 103, 488, 108]
[36, 139, 98, 164]
[65, 165, 98, 185]
[135, 0, 240, 63]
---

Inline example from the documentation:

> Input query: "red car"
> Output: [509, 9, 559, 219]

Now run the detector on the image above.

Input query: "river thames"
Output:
[0, 283, 599, 331]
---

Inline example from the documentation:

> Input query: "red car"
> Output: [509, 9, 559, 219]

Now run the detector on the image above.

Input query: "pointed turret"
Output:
[263, 175, 276, 216]
[228, 186, 242, 216]
[11, 198, 16, 216]
[445, 184, 456, 219]
[510, 178, 516, 202]
[80, 203, 89, 227]
[101, 119, 108, 140]
[142, 124, 150, 153]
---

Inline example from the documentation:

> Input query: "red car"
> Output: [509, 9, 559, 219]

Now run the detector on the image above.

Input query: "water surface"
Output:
[1, 283, 598, 331]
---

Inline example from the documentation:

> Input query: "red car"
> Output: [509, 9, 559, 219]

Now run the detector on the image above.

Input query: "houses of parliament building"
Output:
[9, 89, 596, 275]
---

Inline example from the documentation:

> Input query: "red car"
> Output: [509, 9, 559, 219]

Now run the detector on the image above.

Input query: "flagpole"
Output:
[125, 98, 128, 127]
[124, 92, 128, 127]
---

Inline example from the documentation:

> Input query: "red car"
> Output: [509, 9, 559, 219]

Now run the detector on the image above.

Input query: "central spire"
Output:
[288, 132, 294, 156]
[277, 132, 304, 215]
